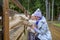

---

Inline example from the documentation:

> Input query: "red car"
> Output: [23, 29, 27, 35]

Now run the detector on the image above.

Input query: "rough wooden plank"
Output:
[18, 29, 28, 40]
[10, 26, 24, 40]
[9, 19, 22, 29]
[18, 33, 24, 40]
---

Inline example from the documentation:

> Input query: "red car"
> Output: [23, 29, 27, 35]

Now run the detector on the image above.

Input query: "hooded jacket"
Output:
[33, 8, 52, 40]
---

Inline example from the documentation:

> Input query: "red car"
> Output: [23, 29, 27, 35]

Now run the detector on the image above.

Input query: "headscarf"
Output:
[32, 8, 42, 17]
[32, 8, 47, 24]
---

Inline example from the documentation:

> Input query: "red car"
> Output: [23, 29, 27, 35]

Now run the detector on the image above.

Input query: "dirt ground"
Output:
[0, 23, 60, 40]
[49, 23, 60, 40]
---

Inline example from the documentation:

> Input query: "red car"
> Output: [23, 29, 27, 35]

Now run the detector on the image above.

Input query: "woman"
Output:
[31, 8, 52, 40]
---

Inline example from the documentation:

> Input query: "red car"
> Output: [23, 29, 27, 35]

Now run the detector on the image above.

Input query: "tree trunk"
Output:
[49, 2, 50, 20]
[52, 0, 54, 21]
[45, 0, 49, 20]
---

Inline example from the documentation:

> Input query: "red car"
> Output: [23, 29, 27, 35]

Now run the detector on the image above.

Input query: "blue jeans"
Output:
[35, 37, 40, 40]
[28, 32, 35, 40]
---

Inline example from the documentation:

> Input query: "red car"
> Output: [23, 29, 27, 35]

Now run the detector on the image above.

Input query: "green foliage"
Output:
[0, 0, 3, 5]
[9, 0, 46, 15]
[9, 0, 60, 18]
[9, 0, 22, 13]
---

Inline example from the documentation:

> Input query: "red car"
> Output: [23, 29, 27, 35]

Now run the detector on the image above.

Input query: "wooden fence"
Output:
[3, 0, 29, 40]
[9, 10, 29, 40]
[9, 17, 27, 40]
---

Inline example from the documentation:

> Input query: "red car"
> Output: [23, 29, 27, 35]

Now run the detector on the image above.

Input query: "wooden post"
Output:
[3, 0, 9, 40]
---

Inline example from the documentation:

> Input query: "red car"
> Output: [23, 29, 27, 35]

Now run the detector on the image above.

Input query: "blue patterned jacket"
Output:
[34, 16, 52, 40]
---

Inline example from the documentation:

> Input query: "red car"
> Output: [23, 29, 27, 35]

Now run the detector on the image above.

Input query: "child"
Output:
[27, 15, 36, 40]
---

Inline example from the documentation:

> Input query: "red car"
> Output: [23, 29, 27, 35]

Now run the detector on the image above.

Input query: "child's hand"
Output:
[27, 27, 31, 30]
[31, 24, 36, 29]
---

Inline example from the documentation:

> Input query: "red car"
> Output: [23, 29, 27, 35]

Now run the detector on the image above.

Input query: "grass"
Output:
[54, 23, 60, 27]
[44, 21, 60, 28]
[50, 21, 60, 27]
